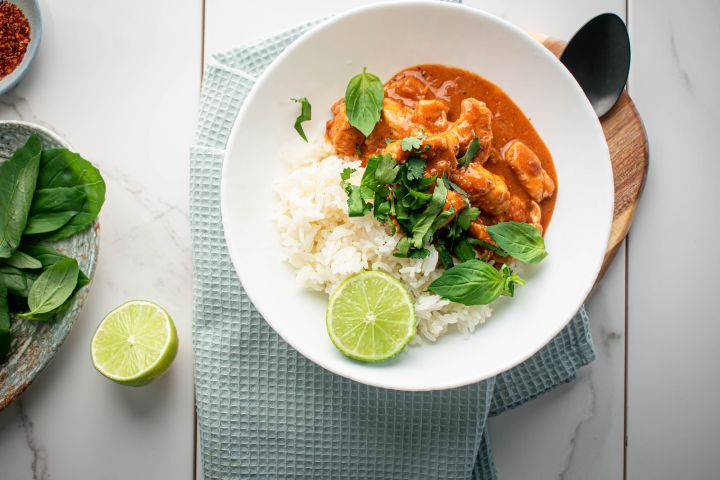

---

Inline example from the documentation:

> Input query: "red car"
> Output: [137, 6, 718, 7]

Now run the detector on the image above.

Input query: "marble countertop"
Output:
[0, 0, 718, 478]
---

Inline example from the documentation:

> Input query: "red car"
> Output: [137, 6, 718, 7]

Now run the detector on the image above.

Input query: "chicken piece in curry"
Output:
[326, 65, 557, 259]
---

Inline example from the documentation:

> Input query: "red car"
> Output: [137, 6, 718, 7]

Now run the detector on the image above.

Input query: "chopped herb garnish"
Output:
[405, 157, 426, 182]
[290, 97, 312, 142]
[400, 132, 427, 152]
[457, 137, 481, 167]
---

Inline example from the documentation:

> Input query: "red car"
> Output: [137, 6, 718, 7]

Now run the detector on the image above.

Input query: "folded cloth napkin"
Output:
[190, 16, 596, 480]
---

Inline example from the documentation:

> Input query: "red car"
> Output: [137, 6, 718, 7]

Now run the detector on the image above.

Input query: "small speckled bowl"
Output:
[0, 0, 42, 95]
[0, 121, 99, 411]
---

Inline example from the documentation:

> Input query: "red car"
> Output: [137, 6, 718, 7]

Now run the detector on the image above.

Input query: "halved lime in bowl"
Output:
[91, 300, 178, 386]
[326, 271, 416, 362]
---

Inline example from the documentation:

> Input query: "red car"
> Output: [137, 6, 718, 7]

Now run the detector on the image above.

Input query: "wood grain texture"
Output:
[541, 36, 649, 282]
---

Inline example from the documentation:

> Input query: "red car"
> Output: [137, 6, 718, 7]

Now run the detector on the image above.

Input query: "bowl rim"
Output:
[220, 0, 613, 390]
[0, 0, 43, 95]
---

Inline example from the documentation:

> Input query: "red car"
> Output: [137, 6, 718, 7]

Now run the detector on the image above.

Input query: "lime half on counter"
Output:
[326, 271, 416, 362]
[91, 300, 178, 386]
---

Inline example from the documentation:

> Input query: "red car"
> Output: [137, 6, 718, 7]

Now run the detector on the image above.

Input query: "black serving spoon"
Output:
[560, 13, 631, 117]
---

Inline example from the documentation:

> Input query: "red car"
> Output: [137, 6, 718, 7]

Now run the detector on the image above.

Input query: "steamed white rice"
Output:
[273, 142, 492, 342]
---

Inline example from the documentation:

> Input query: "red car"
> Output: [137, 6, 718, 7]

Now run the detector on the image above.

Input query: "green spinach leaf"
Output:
[0, 265, 36, 298]
[0, 284, 10, 359]
[3, 250, 42, 269]
[344, 67, 384, 137]
[21, 241, 90, 286]
[22, 258, 79, 318]
[0, 134, 42, 258]
[25, 186, 85, 234]
[34, 148, 105, 240]
[428, 259, 523, 305]
[290, 97, 312, 142]
[485, 221, 547, 264]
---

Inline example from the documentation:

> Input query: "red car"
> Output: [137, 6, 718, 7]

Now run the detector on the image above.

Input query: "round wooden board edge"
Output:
[538, 35, 649, 285]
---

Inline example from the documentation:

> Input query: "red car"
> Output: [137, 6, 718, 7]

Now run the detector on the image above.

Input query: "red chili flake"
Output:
[0, 1, 31, 80]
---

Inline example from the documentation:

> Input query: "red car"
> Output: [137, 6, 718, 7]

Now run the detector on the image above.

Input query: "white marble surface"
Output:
[0, 0, 200, 478]
[1, 0, 716, 478]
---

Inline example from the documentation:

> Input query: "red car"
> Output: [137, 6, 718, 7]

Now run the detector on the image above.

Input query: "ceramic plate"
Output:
[221, 1, 613, 391]
[0, 121, 99, 409]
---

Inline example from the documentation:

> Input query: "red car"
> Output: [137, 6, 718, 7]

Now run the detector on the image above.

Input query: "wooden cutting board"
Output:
[537, 35, 649, 283]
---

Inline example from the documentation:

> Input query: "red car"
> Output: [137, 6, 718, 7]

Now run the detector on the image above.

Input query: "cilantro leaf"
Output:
[405, 157, 426, 181]
[346, 185, 372, 217]
[340, 167, 355, 181]
[457, 137, 481, 167]
[408, 248, 430, 259]
[290, 97, 311, 142]
[453, 237, 477, 262]
[400, 132, 427, 152]
[409, 178, 447, 249]
[456, 207, 480, 230]
[374, 154, 400, 185]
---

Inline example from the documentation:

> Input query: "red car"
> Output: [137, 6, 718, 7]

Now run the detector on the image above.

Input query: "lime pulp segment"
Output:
[326, 271, 416, 362]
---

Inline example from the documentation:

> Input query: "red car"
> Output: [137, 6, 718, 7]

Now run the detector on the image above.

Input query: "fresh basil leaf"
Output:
[3, 250, 41, 270]
[0, 265, 36, 298]
[400, 133, 427, 152]
[374, 154, 400, 185]
[25, 186, 85, 234]
[22, 258, 79, 318]
[344, 67, 384, 137]
[0, 134, 42, 258]
[457, 137, 481, 168]
[35, 148, 105, 240]
[405, 157, 426, 182]
[409, 179, 447, 249]
[428, 259, 521, 305]
[290, 97, 311, 142]
[456, 207, 480, 231]
[486, 221, 547, 264]
[21, 241, 90, 286]
[0, 284, 10, 359]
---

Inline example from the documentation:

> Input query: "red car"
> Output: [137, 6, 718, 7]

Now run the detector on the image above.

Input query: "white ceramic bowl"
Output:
[221, 1, 613, 391]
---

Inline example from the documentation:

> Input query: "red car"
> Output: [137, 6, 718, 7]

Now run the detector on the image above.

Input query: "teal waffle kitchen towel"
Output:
[190, 17, 596, 480]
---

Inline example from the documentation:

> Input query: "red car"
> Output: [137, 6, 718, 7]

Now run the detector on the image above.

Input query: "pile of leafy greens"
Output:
[341, 143, 547, 307]
[0, 134, 105, 359]
[336, 66, 548, 307]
